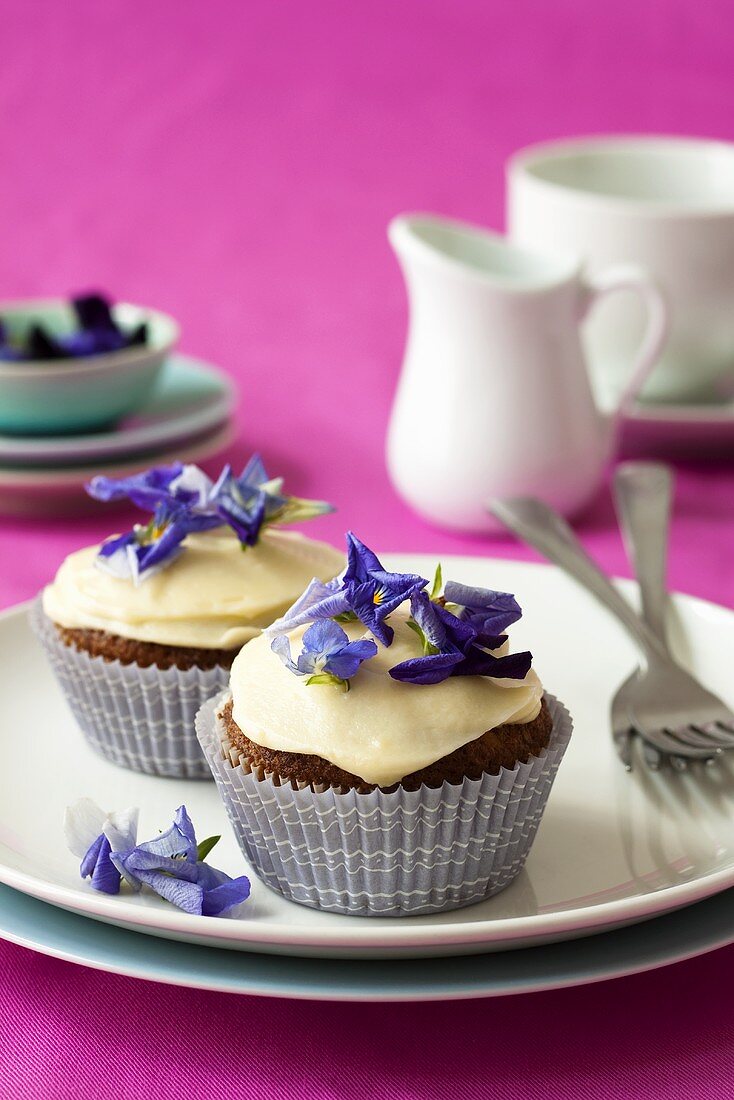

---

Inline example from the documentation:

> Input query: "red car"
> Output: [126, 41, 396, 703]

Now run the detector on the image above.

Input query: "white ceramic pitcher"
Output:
[386, 214, 669, 533]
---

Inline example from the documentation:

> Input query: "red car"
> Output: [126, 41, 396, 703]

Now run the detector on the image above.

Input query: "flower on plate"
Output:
[64, 797, 139, 895]
[95, 499, 217, 585]
[272, 619, 378, 690]
[267, 533, 427, 647]
[66, 801, 250, 917]
[209, 454, 334, 548]
[389, 589, 532, 686]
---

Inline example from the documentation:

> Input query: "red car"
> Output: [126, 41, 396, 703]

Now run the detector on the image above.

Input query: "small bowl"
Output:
[0, 299, 180, 435]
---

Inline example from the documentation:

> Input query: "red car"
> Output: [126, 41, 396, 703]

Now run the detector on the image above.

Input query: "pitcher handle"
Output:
[579, 264, 669, 426]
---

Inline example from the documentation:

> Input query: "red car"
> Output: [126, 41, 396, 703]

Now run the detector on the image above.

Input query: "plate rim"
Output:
[0, 353, 236, 465]
[2, 881, 734, 1001]
[5, 554, 734, 956]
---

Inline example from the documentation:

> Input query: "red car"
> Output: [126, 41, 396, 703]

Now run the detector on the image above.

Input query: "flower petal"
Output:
[266, 577, 350, 636]
[322, 638, 378, 680]
[389, 649, 465, 685]
[453, 648, 533, 680]
[200, 876, 251, 916]
[444, 581, 523, 635]
[271, 635, 299, 673]
[64, 797, 106, 858]
[102, 806, 139, 853]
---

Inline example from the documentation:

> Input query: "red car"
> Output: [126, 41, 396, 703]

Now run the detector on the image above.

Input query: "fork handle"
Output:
[490, 497, 667, 663]
[613, 462, 673, 648]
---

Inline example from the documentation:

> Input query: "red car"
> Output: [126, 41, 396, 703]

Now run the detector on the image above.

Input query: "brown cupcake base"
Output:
[53, 624, 239, 671]
[220, 696, 553, 793]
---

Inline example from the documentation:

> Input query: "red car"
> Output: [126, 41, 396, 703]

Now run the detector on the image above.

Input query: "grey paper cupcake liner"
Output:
[195, 690, 573, 916]
[32, 599, 229, 780]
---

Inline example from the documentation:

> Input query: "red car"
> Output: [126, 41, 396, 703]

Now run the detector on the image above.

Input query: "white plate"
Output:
[3, 881, 734, 1001]
[2, 555, 734, 959]
[0, 422, 235, 517]
[0, 354, 235, 466]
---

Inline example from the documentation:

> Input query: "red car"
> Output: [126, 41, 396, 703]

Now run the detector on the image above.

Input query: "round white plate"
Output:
[0, 421, 235, 517]
[3, 555, 734, 959]
[3, 880, 734, 1001]
[0, 354, 236, 466]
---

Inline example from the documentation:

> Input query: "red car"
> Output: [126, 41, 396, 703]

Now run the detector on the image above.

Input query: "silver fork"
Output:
[490, 496, 734, 766]
[612, 462, 716, 770]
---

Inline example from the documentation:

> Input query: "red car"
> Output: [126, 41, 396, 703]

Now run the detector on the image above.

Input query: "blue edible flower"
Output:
[272, 619, 378, 690]
[96, 499, 218, 585]
[209, 454, 334, 548]
[443, 581, 523, 642]
[389, 590, 532, 686]
[65, 801, 250, 917]
[87, 462, 219, 515]
[0, 293, 147, 361]
[64, 798, 140, 896]
[267, 532, 427, 647]
[87, 456, 334, 551]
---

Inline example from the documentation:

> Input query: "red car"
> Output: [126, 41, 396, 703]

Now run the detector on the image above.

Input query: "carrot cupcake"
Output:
[34, 457, 343, 779]
[196, 533, 572, 915]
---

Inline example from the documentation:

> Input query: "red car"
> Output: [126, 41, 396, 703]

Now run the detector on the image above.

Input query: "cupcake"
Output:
[196, 533, 572, 915]
[34, 457, 343, 779]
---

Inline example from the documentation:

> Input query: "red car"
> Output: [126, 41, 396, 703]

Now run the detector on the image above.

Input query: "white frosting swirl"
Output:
[43, 528, 344, 650]
[230, 611, 543, 786]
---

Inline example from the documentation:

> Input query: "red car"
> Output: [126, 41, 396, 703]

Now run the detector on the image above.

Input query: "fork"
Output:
[612, 462, 716, 770]
[489, 496, 734, 767]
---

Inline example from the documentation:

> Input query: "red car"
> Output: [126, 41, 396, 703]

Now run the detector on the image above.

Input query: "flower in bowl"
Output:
[0, 293, 179, 435]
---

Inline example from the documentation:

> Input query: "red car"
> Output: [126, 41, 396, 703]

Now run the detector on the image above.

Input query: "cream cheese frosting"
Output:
[43, 528, 344, 650]
[229, 611, 543, 786]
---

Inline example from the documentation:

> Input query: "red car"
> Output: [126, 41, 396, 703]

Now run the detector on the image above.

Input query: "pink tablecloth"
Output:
[2, 1, 734, 1096]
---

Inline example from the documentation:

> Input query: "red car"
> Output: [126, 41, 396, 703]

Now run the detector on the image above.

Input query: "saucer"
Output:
[0, 354, 236, 468]
[621, 397, 734, 457]
[2, 880, 734, 1001]
[0, 421, 235, 517]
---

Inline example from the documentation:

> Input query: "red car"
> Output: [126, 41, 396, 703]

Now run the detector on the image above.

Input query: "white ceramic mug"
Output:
[508, 135, 734, 404]
[387, 214, 668, 533]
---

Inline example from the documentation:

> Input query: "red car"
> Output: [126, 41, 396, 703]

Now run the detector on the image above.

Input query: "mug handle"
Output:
[579, 264, 669, 424]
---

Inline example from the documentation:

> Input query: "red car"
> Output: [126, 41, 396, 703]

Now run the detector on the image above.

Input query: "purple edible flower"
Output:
[208, 457, 272, 547]
[111, 806, 250, 917]
[341, 535, 427, 646]
[96, 499, 217, 585]
[64, 799, 139, 896]
[267, 533, 427, 647]
[443, 581, 523, 642]
[272, 619, 378, 689]
[28, 293, 147, 360]
[389, 589, 532, 686]
[0, 293, 148, 361]
[79, 833, 119, 894]
[389, 591, 473, 685]
[87, 462, 219, 516]
[66, 801, 250, 917]
[209, 454, 334, 548]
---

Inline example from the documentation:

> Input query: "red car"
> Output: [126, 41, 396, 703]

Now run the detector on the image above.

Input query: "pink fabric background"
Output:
[1, 0, 734, 1095]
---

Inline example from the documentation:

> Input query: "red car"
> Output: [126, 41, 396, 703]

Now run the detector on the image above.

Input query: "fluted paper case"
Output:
[196, 690, 572, 916]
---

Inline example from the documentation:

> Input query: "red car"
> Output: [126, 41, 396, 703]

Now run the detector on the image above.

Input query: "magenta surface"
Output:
[2, 1, 734, 1096]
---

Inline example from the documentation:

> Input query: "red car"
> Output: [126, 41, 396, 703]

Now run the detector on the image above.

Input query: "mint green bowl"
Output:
[0, 300, 180, 435]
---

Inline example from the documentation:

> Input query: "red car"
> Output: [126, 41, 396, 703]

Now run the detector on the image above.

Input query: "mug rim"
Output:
[388, 212, 581, 292]
[509, 134, 734, 218]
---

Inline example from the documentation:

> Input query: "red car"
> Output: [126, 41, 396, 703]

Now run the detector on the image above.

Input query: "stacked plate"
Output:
[0, 354, 236, 516]
[3, 555, 734, 1001]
